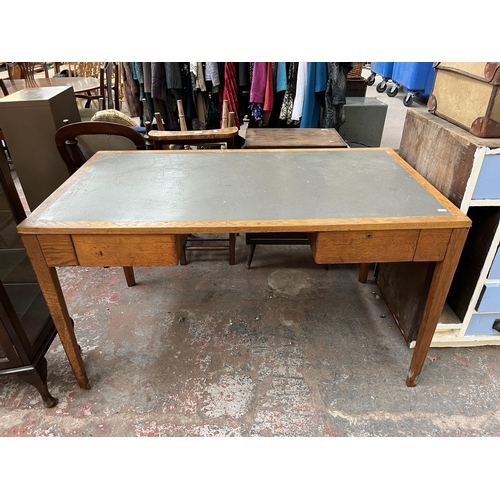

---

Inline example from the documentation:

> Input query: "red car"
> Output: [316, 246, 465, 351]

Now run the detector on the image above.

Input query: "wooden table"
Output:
[243, 128, 348, 149]
[17, 149, 471, 391]
[4, 77, 100, 95]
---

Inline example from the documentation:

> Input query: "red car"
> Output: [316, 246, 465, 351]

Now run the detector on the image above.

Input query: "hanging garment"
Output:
[141, 63, 153, 126]
[238, 62, 251, 87]
[133, 63, 144, 85]
[190, 62, 207, 92]
[164, 63, 183, 127]
[276, 62, 287, 92]
[143, 62, 152, 93]
[249, 62, 267, 104]
[268, 89, 286, 127]
[322, 62, 350, 130]
[300, 62, 327, 128]
[263, 62, 274, 112]
[222, 62, 240, 129]
[181, 63, 197, 128]
[205, 63, 220, 87]
[165, 62, 183, 90]
[291, 62, 308, 121]
[206, 93, 220, 129]
[249, 62, 267, 124]
[133, 63, 145, 102]
[121, 62, 142, 118]
[151, 63, 178, 130]
[262, 62, 274, 126]
[190, 62, 208, 128]
[279, 62, 298, 124]
[237, 62, 251, 121]
[151, 62, 167, 102]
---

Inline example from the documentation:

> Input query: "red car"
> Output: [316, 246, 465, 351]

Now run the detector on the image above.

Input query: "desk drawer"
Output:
[465, 313, 500, 336]
[476, 283, 500, 313]
[311, 230, 420, 264]
[472, 154, 500, 200]
[488, 244, 500, 279]
[72, 234, 178, 266]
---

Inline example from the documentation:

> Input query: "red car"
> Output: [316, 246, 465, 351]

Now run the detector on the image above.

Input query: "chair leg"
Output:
[176, 234, 188, 265]
[246, 244, 256, 269]
[123, 266, 136, 286]
[229, 233, 236, 265]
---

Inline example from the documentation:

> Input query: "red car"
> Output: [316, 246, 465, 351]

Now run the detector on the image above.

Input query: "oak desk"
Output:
[243, 128, 347, 149]
[17, 149, 471, 390]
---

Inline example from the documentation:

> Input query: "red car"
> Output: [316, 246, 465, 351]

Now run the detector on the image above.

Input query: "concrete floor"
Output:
[2, 67, 500, 440]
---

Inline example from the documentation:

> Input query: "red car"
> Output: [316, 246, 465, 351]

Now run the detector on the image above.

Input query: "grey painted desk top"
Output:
[35, 150, 452, 225]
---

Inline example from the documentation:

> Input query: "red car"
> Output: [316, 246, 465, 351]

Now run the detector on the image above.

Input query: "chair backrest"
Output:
[101, 62, 120, 110]
[148, 127, 239, 150]
[148, 99, 238, 150]
[55, 121, 146, 176]
[8, 63, 49, 88]
[67, 62, 104, 78]
[0, 78, 8, 97]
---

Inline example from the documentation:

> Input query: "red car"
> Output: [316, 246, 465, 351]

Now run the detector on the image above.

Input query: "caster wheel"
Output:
[404, 94, 414, 107]
[366, 73, 376, 86]
[376, 81, 387, 93]
[386, 85, 399, 97]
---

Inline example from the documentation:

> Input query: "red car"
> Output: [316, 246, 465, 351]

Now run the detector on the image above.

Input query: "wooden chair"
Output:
[71, 62, 120, 111]
[55, 121, 148, 287]
[55, 120, 146, 175]
[147, 100, 239, 265]
[67, 62, 103, 78]
[7, 63, 49, 87]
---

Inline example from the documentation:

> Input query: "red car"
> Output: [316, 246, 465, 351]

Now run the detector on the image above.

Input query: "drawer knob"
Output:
[366, 233, 373, 239]
[493, 319, 500, 333]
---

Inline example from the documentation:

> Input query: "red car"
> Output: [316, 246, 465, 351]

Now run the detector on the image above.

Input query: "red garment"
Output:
[222, 62, 240, 129]
[263, 62, 274, 112]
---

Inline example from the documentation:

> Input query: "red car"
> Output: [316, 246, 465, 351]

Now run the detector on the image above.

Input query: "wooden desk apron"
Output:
[17, 148, 471, 390]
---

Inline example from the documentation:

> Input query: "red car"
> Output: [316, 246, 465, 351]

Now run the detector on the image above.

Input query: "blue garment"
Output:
[276, 62, 287, 92]
[300, 62, 327, 128]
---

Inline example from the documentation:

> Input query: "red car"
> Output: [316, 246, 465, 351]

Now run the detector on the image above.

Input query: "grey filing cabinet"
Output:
[0, 86, 80, 211]
[338, 97, 388, 147]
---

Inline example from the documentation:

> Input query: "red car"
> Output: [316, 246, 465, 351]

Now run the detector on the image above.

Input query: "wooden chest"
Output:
[428, 62, 500, 138]
[346, 77, 367, 97]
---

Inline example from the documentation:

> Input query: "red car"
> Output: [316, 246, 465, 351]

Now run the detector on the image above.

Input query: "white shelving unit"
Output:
[397, 108, 500, 347]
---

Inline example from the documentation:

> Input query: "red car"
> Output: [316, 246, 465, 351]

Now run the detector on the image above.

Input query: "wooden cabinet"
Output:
[378, 109, 500, 347]
[0, 149, 58, 407]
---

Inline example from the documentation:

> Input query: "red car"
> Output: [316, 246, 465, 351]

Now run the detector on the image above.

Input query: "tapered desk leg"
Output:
[358, 263, 371, 283]
[20, 235, 90, 389]
[406, 228, 469, 387]
[123, 266, 136, 287]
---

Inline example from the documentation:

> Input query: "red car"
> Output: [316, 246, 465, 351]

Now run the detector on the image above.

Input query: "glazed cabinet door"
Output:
[0, 308, 23, 370]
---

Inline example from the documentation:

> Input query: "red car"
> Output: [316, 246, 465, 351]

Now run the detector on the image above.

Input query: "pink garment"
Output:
[249, 62, 267, 103]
